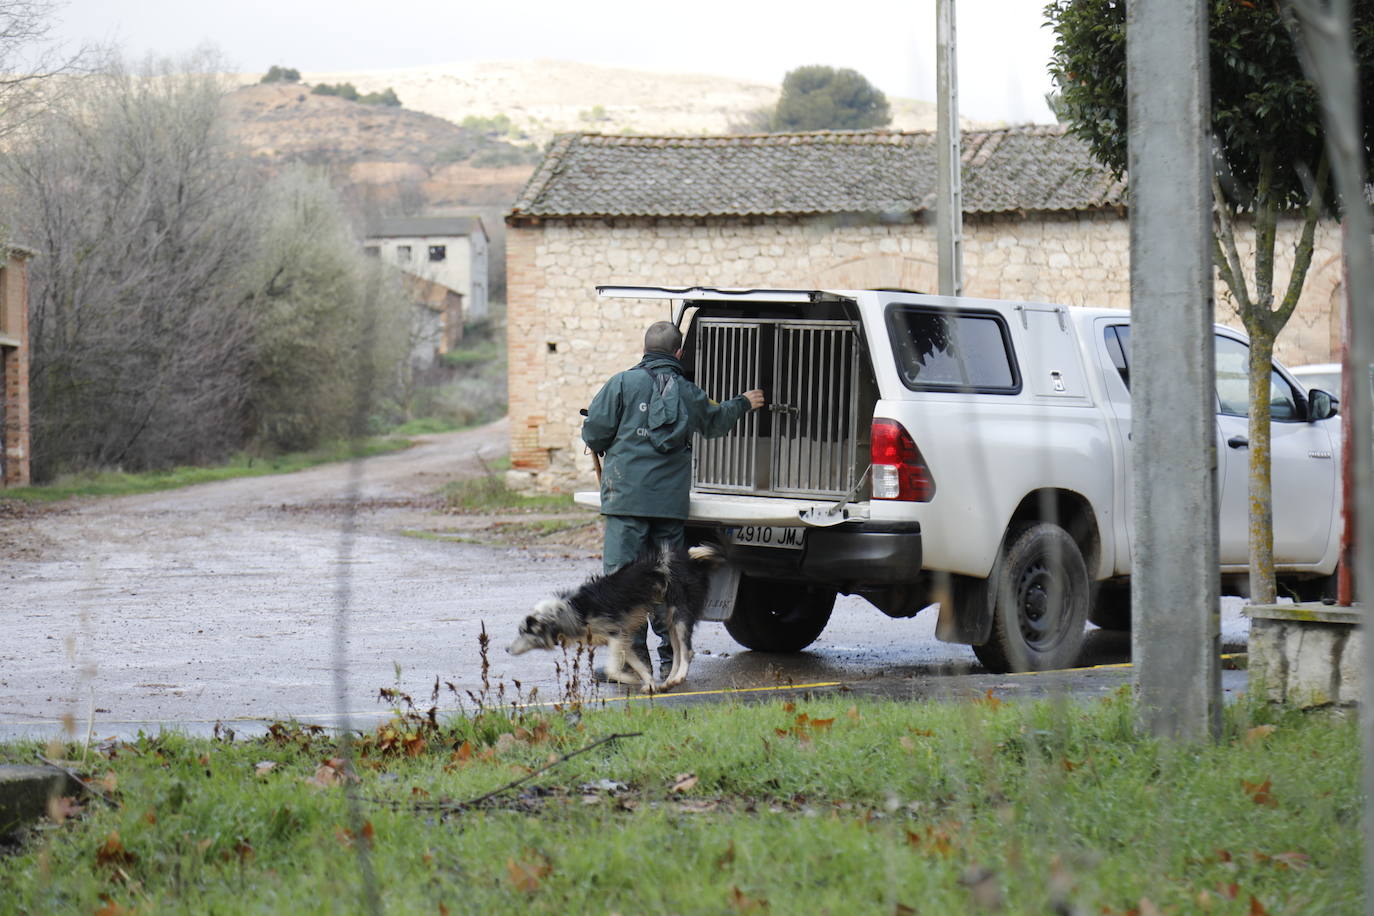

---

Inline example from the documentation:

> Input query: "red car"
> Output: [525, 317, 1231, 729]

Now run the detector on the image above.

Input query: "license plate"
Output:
[730, 525, 805, 550]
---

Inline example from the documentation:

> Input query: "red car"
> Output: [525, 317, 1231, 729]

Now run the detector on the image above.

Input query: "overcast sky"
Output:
[49, 0, 1059, 124]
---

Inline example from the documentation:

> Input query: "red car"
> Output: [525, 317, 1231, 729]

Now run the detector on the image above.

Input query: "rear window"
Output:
[886, 306, 1020, 392]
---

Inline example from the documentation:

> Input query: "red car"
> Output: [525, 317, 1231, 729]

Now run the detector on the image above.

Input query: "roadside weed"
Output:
[0, 692, 1357, 914]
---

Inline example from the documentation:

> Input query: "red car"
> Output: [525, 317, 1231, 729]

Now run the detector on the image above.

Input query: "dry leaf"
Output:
[846, 705, 860, 721]
[977, 689, 1004, 710]
[1244, 725, 1277, 745]
[94, 897, 130, 916]
[1249, 896, 1270, 916]
[729, 885, 769, 913]
[1267, 851, 1311, 870]
[716, 840, 736, 870]
[255, 761, 278, 777]
[809, 717, 835, 732]
[1139, 897, 1163, 916]
[506, 852, 553, 893]
[782, 702, 795, 713]
[1242, 778, 1278, 808]
[894, 905, 917, 916]
[95, 832, 135, 869]
[308, 757, 357, 788]
[670, 773, 699, 793]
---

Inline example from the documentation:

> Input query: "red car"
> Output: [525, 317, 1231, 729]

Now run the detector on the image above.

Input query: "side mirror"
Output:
[1307, 388, 1339, 422]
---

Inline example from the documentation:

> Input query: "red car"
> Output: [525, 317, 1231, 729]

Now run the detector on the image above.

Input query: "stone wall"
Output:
[506, 212, 1345, 493]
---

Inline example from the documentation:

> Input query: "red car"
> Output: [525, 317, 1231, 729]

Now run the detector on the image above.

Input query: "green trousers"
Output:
[603, 515, 684, 669]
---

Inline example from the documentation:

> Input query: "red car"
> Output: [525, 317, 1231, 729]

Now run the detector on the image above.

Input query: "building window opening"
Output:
[396, 245, 412, 262]
[429, 245, 447, 262]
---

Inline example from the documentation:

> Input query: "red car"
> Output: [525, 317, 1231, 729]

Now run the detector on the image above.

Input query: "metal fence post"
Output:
[936, 0, 963, 297]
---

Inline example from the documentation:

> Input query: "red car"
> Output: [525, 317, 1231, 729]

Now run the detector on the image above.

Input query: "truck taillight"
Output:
[870, 419, 935, 502]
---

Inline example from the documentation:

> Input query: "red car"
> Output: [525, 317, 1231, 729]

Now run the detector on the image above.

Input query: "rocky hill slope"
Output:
[261, 59, 947, 142]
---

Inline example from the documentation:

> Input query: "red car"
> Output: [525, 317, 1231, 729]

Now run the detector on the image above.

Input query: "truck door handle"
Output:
[1227, 435, 1249, 449]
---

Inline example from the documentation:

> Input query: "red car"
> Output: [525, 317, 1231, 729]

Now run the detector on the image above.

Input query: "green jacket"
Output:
[582, 352, 751, 520]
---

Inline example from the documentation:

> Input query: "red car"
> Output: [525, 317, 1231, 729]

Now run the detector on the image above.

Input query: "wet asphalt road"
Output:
[0, 421, 1252, 741]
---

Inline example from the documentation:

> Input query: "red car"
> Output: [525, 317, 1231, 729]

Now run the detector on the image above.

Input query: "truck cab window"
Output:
[1104, 325, 1130, 389]
[1214, 335, 1301, 420]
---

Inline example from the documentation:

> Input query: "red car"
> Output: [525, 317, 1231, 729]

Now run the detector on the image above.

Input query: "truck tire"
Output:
[725, 576, 836, 652]
[972, 522, 1089, 673]
[1089, 582, 1131, 630]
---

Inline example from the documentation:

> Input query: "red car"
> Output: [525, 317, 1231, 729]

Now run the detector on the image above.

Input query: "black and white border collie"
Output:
[506, 544, 722, 692]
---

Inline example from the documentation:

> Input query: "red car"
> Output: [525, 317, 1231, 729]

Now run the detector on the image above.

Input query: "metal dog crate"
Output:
[692, 317, 861, 498]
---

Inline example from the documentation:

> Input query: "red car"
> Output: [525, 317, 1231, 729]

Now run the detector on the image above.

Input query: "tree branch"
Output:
[1212, 171, 1252, 309]
[1276, 155, 1330, 329]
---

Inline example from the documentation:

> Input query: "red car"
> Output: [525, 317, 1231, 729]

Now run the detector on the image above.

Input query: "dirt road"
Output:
[0, 420, 1251, 740]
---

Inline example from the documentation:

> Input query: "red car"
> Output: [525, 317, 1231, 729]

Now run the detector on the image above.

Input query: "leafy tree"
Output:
[259, 64, 300, 84]
[242, 166, 410, 451]
[772, 65, 891, 131]
[1046, 0, 1374, 603]
[359, 87, 400, 107]
[311, 81, 359, 101]
[311, 82, 400, 106]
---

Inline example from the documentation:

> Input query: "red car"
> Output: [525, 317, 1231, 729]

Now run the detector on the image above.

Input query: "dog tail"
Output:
[687, 543, 724, 566]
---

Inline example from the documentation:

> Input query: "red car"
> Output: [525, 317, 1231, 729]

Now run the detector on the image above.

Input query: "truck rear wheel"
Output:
[972, 522, 1089, 673]
[725, 576, 836, 652]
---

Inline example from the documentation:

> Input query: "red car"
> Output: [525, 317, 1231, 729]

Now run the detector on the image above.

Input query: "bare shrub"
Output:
[6, 53, 258, 478]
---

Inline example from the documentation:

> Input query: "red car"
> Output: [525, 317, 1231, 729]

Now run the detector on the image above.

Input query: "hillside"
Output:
[234, 60, 955, 145]
[222, 61, 968, 297]
[223, 82, 537, 209]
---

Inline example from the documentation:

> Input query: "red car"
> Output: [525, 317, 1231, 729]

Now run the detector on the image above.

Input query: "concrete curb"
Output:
[0, 765, 82, 838]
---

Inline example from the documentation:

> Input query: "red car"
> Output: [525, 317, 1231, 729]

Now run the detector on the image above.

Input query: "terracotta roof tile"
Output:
[508, 125, 1125, 222]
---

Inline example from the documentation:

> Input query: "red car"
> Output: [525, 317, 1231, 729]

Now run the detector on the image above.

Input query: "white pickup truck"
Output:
[577, 286, 1343, 673]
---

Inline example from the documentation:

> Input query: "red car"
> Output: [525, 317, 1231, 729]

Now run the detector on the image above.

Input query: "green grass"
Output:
[387, 417, 462, 436]
[0, 692, 1358, 914]
[440, 473, 575, 514]
[2, 438, 415, 503]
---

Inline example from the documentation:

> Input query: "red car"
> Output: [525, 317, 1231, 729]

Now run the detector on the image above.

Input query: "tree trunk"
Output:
[1246, 330, 1277, 605]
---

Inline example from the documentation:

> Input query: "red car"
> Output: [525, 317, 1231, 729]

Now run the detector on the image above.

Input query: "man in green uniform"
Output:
[582, 320, 765, 682]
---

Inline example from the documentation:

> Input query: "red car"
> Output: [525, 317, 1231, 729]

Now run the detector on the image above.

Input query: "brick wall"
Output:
[0, 251, 31, 488]
[505, 212, 1344, 493]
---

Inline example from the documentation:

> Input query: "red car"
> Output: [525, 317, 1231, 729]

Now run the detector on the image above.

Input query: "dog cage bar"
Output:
[693, 317, 859, 498]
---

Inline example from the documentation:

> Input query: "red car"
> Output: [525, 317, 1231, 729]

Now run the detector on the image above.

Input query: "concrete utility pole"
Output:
[936, 0, 963, 296]
[1127, 0, 1222, 740]
[1282, 2, 1374, 909]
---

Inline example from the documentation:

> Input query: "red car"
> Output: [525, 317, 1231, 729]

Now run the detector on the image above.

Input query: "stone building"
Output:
[504, 125, 1346, 493]
[0, 246, 32, 487]
[363, 216, 490, 322]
